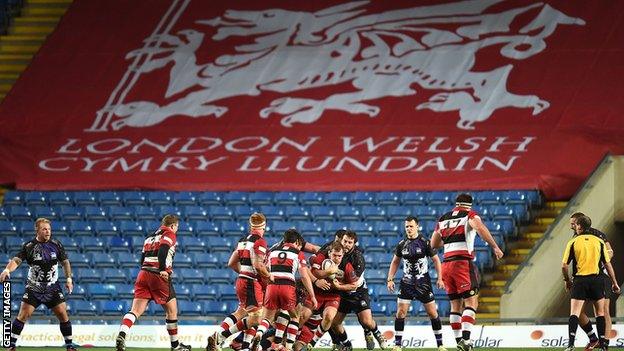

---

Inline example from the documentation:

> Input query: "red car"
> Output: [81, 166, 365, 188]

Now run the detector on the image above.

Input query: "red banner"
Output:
[0, 0, 623, 199]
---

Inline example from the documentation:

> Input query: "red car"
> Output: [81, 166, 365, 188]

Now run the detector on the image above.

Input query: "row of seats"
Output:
[2, 190, 541, 207]
[0, 203, 530, 223]
[0, 218, 517, 240]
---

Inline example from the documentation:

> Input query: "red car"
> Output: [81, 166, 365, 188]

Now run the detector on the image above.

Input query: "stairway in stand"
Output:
[0, 0, 72, 102]
[477, 201, 568, 319]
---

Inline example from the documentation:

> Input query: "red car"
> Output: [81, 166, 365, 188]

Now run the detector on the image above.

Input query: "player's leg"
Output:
[579, 301, 599, 349]
[460, 295, 478, 349]
[455, 260, 479, 351]
[9, 301, 36, 350]
[116, 297, 148, 350]
[283, 307, 301, 351]
[449, 298, 463, 345]
[162, 297, 191, 351]
[568, 298, 586, 349]
[218, 306, 248, 340]
[330, 311, 350, 350]
[356, 308, 388, 349]
[272, 309, 291, 345]
[393, 299, 410, 349]
[309, 305, 338, 349]
[423, 301, 445, 350]
[50, 302, 76, 350]
[255, 308, 278, 349]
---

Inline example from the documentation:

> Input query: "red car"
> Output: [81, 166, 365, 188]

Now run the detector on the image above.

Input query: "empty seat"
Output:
[361, 206, 386, 221]
[181, 205, 207, 221]
[194, 221, 220, 236]
[207, 269, 236, 284]
[176, 284, 192, 301]
[206, 237, 232, 253]
[115, 284, 135, 300]
[146, 191, 172, 206]
[154, 205, 182, 219]
[321, 221, 347, 234]
[83, 206, 107, 220]
[93, 221, 118, 236]
[87, 283, 118, 299]
[298, 221, 321, 235]
[425, 192, 452, 205]
[299, 192, 324, 206]
[269, 221, 292, 234]
[88, 253, 117, 268]
[95, 192, 122, 206]
[351, 192, 376, 206]
[337, 207, 361, 221]
[172, 192, 197, 206]
[326, 192, 350, 205]
[116, 221, 144, 236]
[258, 206, 284, 221]
[0, 221, 16, 235]
[120, 191, 147, 206]
[474, 191, 501, 205]
[233, 206, 256, 221]
[69, 301, 98, 315]
[373, 222, 399, 236]
[175, 253, 194, 268]
[218, 284, 237, 301]
[24, 192, 47, 207]
[376, 192, 400, 205]
[72, 192, 98, 206]
[310, 206, 335, 221]
[116, 252, 140, 268]
[273, 192, 298, 206]
[67, 253, 90, 268]
[178, 301, 203, 316]
[178, 268, 206, 284]
[108, 237, 132, 253]
[134, 206, 157, 220]
[248, 192, 274, 206]
[68, 221, 93, 236]
[204, 301, 229, 314]
[74, 268, 101, 284]
[285, 207, 310, 221]
[48, 192, 72, 206]
[347, 221, 373, 236]
[56, 206, 83, 220]
[7, 206, 32, 221]
[358, 237, 387, 253]
[401, 192, 427, 205]
[99, 300, 128, 316]
[31, 206, 58, 220]
[197, 192, 223, 206]
[223, 192, 248, 205]
[80, 237, 106, 252]
[191, 284, 218, 300]
[194, 253, 219, 268]
[207, 206, 233, 221]
[2, 191, 24, 206]
[102, 268, 128, 284]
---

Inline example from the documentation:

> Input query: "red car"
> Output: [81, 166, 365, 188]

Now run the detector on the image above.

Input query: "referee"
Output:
[562, 214, 620, 351]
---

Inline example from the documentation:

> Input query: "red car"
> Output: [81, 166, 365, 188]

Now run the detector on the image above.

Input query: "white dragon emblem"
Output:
[91, 0, 585, 131]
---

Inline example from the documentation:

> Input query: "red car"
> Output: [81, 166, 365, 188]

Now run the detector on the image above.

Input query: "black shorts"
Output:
[571, 276, 605, 301]
[338, 288, 371, 314]
[398, 280, 435, 304]
[602, 274, 620, 300]
[22, 282, 66, 309]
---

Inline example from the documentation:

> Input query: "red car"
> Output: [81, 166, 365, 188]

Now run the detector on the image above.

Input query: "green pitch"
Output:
[12, 348, 569, 351]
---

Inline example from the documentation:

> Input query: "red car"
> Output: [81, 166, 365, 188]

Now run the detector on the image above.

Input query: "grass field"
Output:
[12, 348, 571, 351]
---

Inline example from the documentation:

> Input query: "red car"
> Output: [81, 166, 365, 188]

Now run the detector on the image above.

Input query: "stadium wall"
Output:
[501, 155, 624, 318]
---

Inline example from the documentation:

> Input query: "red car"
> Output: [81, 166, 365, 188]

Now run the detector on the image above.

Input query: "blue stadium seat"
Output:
[175, 253, 194, 268]
[273, 192, 298, 206]
[176, 284, 192, 301]
[474, 249, 493, 270]
[373, 222, 399, 236]
[269, 221, 293, 234]
[69, 301, 98, 316]
[366, 269, 388, 284]
[337, 207, 361, 221]
[194, 253, 219, 268]
[0, 207, 7, 221]
[31, 206, 57, 220]
[371, 302, 389, 316]
[146, 191, 172, 206]
[299, 192, 324, 206]
[351, 192, 375, 206]
[361, 206, 386, 221]
[0, 221, 16, 235]
[56, 206, 83, 220]
[474, 191, 501, 205]
[116, 220, 144, 236]
[437, 299, 451, 317]
[401, 192, 427, 205]
[102, 268, 128, 284]
[172, 192, 197, 206]
[377, 253, 393, 269]
[14, 220, 34, 235]
[223, 192, 249, 205]
[98, 300, 128, 316]
[472, 205, 490, 221]
[178, 268, 206, 284]
[154, 205, 182, 219]
[177, 222, 194, 236]
[74, 268, 101, 284]
[108, 236, 133, 253]
[181, 205, 207, 221]
[71, 284, 87, 300]
[248, 192, 274, 206]
[6, 237, 25, 252]
[194, 221, 220, 236]
[322, 221, 347, 234]
[420, 221, 437, 234]
[376, 192, 400, 206]
[48, 192, 72, 206]
[197, 192, 223, 206]
[178, 301, 203, 316]
[57, 236, 79, 252]
[347, 221, 373, 236]
[67, 253, 90, 268]
[233, 206, 256, 221]
[206, 237, 232, 253]
[134, 206, 157, 220]
[80, 237, 106, 252]
[207, 269, 236, 284]
[115, 252, 140, 268]
[358, 237, 387, 253]
[258, 206, 284, 221]
[24, 192, 47, 206]
[7, 206, 32, 221]
[120, 191, 147, 206]
[310, 206, 335, 221]
[68, 220, 93, 237]
[371, 284, 394, 301]
[178, 236, 208, 253]
[83, 206, 107, 220]
[93, 221, 118, 236]
[387, 206, 409, 221]
[86, 283, 118, 299]
[326, 192, 350, 205]
[218, 284, 237, 301]
[204, 301, 229, 314]
[2, 191, 23, 206]
[207, 206, 233, 221]
[413, 205, 439, 220]
[425, 191, 452, 205]
[95, 192, 122, 206]
[492, 219, 515, 237]
[73, 192, 98, 206]
[298, 221, 321, 235]
[285, 207, 310, 221]
[191, 284, 218, 300]
[524, 190, 542, 206]
[88, 253, 117, 268]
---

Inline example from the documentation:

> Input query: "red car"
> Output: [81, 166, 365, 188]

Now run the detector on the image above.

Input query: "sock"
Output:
[394, 318, 405, 346]
[580, 320, 598, 342]
[329, 328, 340, 345]
[10, 318, 25, 346]
[59, 320, 73, 346]
[275, 311, 290, 344]
[253, 319, 271, 347]
[461, 307, 476, 342]
[285, 321, 299, 350]
[311, 325, 328, 346]
[166, 319, 179, 348]
[242, 327, 257, 349]
[220, 314, 238, 337]
[119, 312, 137, 339]
[431, 317, 443, 347]
[227, 317, 248, 338]
[233, 331, 244, 344]
[568, 315, 579, 348]
[449, 312, 462, 343]
[596, 316, 606, 348]
[337, 330, 349, 346]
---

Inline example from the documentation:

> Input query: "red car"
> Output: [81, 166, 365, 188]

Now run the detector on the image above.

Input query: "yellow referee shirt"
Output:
[562, 234, 610, 276]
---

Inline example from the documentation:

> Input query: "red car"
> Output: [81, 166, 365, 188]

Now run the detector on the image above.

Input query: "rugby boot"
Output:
[372, 329, 389, 349]
[172, 342, 192, 351]
[115, 334, 126, 351]
[66, 342, 79, 351]
[584, 339, 599, 351]
[456, 339, 469, 351]
[438, 346, 448, 351]
[364, 331, 375, 350]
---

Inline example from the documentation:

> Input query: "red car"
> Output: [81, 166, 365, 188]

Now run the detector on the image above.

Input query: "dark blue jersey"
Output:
[394, 235, 435, 285]
[16, 238, 67, 291]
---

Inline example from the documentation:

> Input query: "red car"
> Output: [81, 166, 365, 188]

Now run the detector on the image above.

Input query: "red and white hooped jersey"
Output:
[268, 242, 306, 285]
[141, 226, 177, 274]
[435, 207, 479, 260]
[310, 252, 357, 295]
[237, 231, 268, 280]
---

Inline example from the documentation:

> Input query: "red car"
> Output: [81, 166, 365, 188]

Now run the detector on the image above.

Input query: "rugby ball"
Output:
[322, 259, 336, 280]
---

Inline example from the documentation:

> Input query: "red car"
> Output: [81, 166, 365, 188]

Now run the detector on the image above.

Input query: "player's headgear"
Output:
[249, 212, 267, 229]
[455, 193, 473, 207]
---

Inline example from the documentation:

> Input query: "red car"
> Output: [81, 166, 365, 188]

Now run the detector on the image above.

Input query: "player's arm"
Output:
[299, 265, 317, 308]
[469, 215, 504, 259]
[600, 241, 620, 294]
[431, 254, 445, 289]
[310, 256, 338, 279]
[0, 257, 22, 282]
[252, 244, 272, 281]
[60, 259, 74, 293]
[386, 254, 401, 292]
[331, 278, 359, 291]
[228, 249, 241, 273]
[606, 241, 614, 260]
[430, 230, 443, 249]
[303, 241, 320, 254]
[561, 240, 574, 291]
